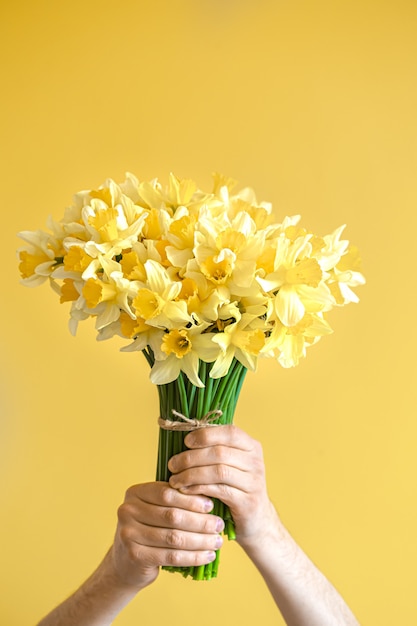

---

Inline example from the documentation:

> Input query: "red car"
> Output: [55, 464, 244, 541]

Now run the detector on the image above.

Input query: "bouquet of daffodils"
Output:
[18, 172, 365, 580]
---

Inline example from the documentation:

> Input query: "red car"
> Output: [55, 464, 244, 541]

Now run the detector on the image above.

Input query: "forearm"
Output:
[36, 482, 221, 626]
[240, 507, 360, 626]
[36, 549, 143, 626]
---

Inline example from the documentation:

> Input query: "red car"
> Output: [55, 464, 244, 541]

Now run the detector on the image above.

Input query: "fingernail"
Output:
[206, 551, 216, 562]
[203, 499, 214, 512]
[215, 517, 225, 532]
[215, 535, 223, 548]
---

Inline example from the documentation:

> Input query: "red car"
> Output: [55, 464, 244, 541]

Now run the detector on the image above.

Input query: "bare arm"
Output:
[37, 426, 360, 626]
[168, 425, 360, 626]
[36, 484, 222, 626]
[36, 550, 142, 626]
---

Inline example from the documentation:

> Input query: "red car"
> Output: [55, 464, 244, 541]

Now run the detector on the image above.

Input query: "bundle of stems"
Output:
[143, 349, 247, 580]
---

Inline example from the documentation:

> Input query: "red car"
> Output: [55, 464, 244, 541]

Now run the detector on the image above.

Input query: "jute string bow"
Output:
[158, 409, 223, 431]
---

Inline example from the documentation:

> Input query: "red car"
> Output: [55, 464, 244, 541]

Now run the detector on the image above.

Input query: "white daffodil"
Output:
[118, 319, 166, 360]
[226, 184, 275, 231]
[76, 256, 141, 331]
[264, 312, 333, 368]
[194, 207, 265, 293]
[132, 259, 192, 330]
[17, 226, 63, 287]
[165, 209, 197, 269]
[63, 177, 127, 226]
[314, 224, 350, 271]
[133, 172, 213, 215]
[81, 199, 147, 255]
[149, 323, 220, 387]
[327, 244, 366, 305]
[257, 233, 334, 327]
[182, 265, 231, 322]
[210, 313, 268, 378]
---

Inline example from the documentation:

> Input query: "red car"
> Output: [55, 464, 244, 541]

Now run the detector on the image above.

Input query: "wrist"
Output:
[237, 500, 288, 559]
[102, 547, 151, 595]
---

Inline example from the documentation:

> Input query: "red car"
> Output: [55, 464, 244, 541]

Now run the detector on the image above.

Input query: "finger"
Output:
[126, 521, 224, 553]
[169, 464, 253, 494]
[168, 444, 251, 475]
[133, 544, 218, 569]
[125, 482, 214, 514]
[174, 482, 245, 510]
[184, 424, 255, 451]
[118, 497, 224, 535]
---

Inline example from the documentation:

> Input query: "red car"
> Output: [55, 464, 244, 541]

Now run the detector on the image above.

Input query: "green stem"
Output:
[177, 373, 189, 417]
[149, 353, 247, 580]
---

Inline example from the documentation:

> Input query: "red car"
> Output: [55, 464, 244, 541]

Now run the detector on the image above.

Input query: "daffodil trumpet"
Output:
[150, 351, 247, 580]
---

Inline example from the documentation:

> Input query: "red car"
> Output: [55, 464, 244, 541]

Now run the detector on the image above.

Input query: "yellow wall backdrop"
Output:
[1, 1, 416, 624]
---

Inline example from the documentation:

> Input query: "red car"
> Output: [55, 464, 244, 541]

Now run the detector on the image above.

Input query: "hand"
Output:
[167, 425, 280, 551]
[108, 481, 225, 590]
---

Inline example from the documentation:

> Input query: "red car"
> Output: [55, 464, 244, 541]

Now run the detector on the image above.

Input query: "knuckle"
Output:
[202, 515, 217, 533]
[214, 445, 229, 463]
[163, 506, 183, 527]
[166, 550, 183, 567]
[165, 529, 184, 548]
[123, 483, 141, 501]
[118, 524, 135, 548]
[219, 483, 234, 501]
[126, 541, 138, 561]
[160, 485, 176, 506]
[117, 501, 134, 523]
[127, 542, 143, 563]
[179, 450, 192, 465]
[215, 463, 229, 482]
[224, 424, 238, 440]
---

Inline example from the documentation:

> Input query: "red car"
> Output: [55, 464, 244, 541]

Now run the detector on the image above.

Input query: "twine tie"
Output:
[158, 409, 223, 431]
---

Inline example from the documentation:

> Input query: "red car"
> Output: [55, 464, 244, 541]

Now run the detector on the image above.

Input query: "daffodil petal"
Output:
[181, 353, 204, 388]
[150, 355, 180, 386]
[275, 287, 305, 326]
[145, 259, 170, 294]
[210, 348, 235, 379]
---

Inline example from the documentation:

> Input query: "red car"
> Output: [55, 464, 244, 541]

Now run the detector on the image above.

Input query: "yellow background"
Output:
[1, 1, 416, 624]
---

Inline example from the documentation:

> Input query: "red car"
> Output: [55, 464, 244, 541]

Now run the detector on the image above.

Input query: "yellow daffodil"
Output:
[77, 256, 141, 331]
[327, 245, 366, 305]
[258, 233, 334, 327]
[181, 267, 230, 322]
[265, 312, 333, 368]
[81, 195, 147, 257]
[132, 259, 192, 330]
[17, 227, 63, 286]
[118, 318, 166, 357]
[210, 313, 268, 378]
[149, 323, 220, 387]
[194, 207, 264, 293]
[18, 172, 365, 382]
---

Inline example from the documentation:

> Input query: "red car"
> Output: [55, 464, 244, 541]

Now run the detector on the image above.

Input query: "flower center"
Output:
[285, 258, 322, 287]
[88, 208, 119, 242]
[201, 255, 233, 284]
[18, 251, 49, 278]
[64, 246, 92, 273]
[162, 329, 192, 358]
[133, 288, 163, 320]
